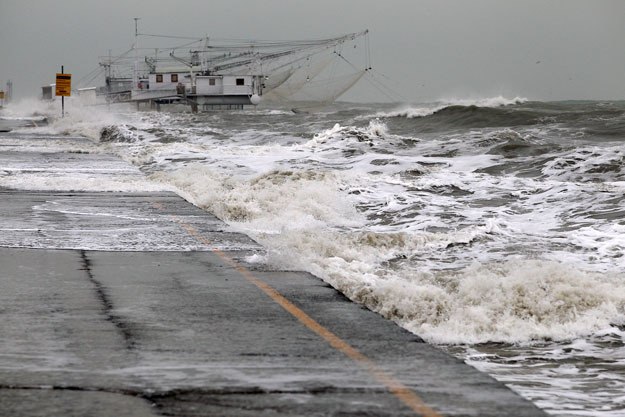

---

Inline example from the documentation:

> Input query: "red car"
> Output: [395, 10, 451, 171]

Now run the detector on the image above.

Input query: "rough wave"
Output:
[373, 96, 528, 119]
[151, 163, 625, 345]
[5, 99, 625, 415]
[7, 99, 625, 348]
[306, 119, 389, 149]
[3, 98, 137, 141]
[543, 146, 625, 182]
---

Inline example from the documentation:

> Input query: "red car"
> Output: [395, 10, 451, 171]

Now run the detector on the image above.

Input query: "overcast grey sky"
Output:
[1, 0, 624, 102]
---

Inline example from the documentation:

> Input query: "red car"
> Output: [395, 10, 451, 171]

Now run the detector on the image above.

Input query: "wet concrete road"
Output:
[0, 137, 548, 416]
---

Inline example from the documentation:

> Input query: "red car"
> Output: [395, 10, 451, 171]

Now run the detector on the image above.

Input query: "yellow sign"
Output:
[55, 73, 72, 96]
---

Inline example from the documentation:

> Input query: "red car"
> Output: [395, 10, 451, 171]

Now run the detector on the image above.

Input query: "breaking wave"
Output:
[151, 163, 625, 345]
[6, 99, 625, 348]
[6, 97, 625, 415]
[373, 96, 528, 119]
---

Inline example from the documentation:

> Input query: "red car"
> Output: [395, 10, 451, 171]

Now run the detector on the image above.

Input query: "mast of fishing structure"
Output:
[133, 17, 140, 92]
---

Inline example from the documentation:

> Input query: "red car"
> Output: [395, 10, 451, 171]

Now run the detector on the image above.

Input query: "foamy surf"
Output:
[148, 160, 625, 347]
[3, 98, 625, 416]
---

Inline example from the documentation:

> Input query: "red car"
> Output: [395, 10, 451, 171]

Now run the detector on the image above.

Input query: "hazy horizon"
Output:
[1, 0, 624, 103]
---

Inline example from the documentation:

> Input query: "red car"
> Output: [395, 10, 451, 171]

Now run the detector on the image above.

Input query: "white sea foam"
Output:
[5, 97, 136, 142]
[0, 150, 169, 192]
[0, 172, 168, 193]
[543, 145, 625, 182]
[6, 100, 624, 346]
[412, 260, 625, 344]
[441, 95, 529, 108]
[461, 327, 625, 416]
[260, 227, 625, 344]
[5, 100, 623, 414]
[152, 164, 361, 228]
[96, 110, 625, 347]
[371, 105, 446, 119]
[151, 160, 625, 345]
[0, 97, 57, 119]
[136, 110, 624, 347]
[0, 103, 168, 193]
[304, 120, 390, 153]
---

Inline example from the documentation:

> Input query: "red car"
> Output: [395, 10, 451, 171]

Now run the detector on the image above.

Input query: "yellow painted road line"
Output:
[158, 205, 443, 417]
[224, 258, 442, 417]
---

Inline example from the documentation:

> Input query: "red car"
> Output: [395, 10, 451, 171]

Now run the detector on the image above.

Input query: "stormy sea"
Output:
[2, 96, 624, 416]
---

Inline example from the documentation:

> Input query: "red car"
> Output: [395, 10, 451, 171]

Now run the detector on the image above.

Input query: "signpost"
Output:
[55, 66, 71, 117]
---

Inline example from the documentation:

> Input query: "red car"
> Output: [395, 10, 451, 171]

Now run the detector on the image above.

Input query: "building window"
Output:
[156, 74, 163, 83]
[236, 78, 245, 86]
[209, 78, 216, 86]
[171, 74, 178, 82]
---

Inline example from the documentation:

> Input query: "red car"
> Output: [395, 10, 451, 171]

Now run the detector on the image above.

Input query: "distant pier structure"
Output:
[96, 28, 264, 112]
[89, 26, 370, 112]
[39, 23, 370, 112]
[0, 80, 12, 107]
[129, 72, 263, 112]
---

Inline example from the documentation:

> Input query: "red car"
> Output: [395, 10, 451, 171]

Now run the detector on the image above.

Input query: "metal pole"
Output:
[133, 18, 140, 95]
[61, 66, 65, 118]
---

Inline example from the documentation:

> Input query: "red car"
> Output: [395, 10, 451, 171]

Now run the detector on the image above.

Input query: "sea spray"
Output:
[152, 162, 625, 346]
[7, 98, 625, 415]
